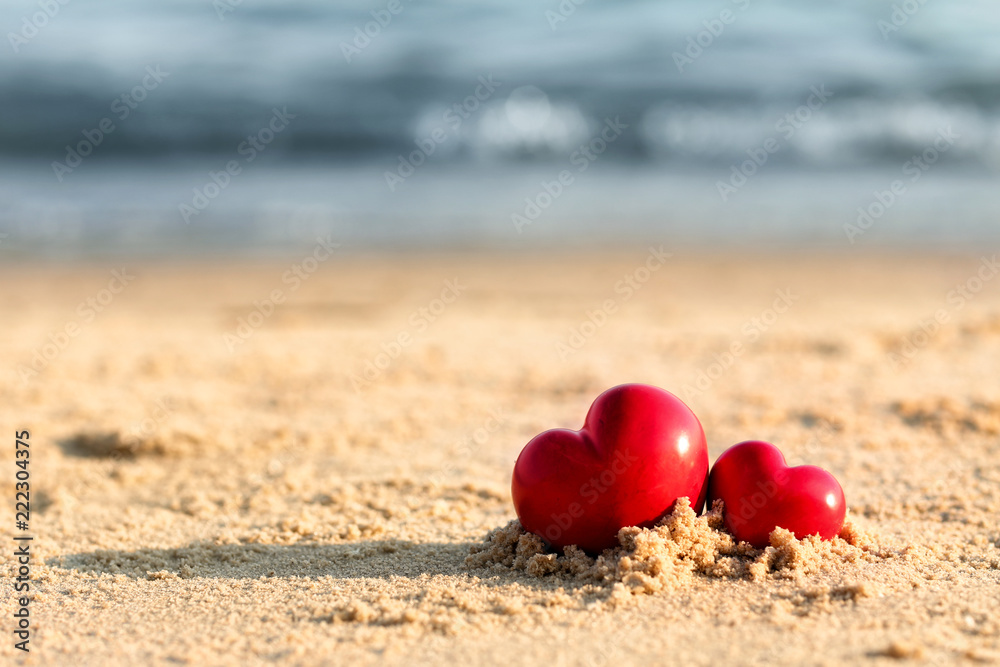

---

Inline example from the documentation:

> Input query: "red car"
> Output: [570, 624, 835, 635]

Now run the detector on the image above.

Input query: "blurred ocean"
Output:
[1, 0, 999, 255]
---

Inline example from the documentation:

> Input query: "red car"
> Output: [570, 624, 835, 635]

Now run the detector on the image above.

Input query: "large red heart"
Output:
[707, 440, 846, 548]
[511, 383, 709, 554]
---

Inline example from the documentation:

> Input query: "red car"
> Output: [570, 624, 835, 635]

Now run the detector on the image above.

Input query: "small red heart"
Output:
[511, 383, 709, 554]
[707, 440, 846, 548]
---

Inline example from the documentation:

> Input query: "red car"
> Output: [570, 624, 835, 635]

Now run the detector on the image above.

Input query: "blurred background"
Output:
[1, 0, 999, 257]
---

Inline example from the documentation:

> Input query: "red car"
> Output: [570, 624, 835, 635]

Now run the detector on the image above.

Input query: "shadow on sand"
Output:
[47, 539, 482, 580]
[47, 538, 600, 597]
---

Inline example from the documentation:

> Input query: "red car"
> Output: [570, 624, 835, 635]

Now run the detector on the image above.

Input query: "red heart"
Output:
[707, 440, 846, 548]
[511, 383, 709, 554]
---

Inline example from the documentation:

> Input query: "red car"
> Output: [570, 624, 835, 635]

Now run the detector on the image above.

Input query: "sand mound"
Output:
[466, 498, 890, 594]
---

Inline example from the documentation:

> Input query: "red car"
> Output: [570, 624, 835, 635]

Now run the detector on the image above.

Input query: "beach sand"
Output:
[2, 249, 999, 665]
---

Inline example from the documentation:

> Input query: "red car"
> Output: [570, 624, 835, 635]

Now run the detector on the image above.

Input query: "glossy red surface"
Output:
[511, 383, 709, 554]
[707, 440, 846, 548]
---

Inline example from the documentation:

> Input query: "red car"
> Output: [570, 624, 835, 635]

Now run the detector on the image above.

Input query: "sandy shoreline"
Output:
[2, 250, 999, 665]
